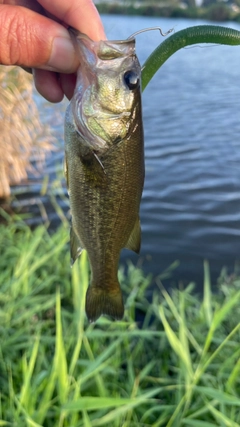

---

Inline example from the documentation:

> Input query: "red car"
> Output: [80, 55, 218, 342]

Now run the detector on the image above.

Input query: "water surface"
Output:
[12, 16, 240, 287]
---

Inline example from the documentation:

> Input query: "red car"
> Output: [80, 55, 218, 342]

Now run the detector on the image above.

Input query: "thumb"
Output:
[0, 5, 78, 73]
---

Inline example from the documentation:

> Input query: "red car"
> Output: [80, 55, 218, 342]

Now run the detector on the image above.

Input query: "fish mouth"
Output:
[69, 27, 135, 45]
[69, 28, 136, 61]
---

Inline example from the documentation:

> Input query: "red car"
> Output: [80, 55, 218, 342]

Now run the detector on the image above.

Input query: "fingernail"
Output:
[48, 37, 78, 72]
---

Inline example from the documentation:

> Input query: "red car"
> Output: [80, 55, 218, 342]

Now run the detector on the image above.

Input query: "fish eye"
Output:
[123, 70, 139, 90]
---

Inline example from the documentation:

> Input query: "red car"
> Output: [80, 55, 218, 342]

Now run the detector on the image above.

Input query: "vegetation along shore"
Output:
[0, 215, 240, 426]
[96, 0, 240, 22]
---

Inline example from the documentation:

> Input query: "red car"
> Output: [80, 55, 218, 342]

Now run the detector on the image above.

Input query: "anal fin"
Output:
[125, 216, 141, 254]
[70, 226, 84, 266]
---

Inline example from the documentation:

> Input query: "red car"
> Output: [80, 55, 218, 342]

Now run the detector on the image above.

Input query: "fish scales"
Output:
[64, 30, 144, 322]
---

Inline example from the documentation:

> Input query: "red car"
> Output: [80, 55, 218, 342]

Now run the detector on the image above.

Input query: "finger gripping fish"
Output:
[64, 29, 144, 322]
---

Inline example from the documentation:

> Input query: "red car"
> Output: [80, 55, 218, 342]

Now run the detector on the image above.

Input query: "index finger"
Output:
[37, 0, 106, 40]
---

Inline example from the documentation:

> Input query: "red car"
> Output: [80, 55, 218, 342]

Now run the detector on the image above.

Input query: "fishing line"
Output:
[184, 44, 222, 50]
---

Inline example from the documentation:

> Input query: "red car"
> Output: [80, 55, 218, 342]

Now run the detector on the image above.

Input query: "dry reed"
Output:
[0, 66, 53, 198]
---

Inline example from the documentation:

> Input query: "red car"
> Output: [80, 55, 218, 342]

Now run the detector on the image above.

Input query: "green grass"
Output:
[0, 216, 240, 426]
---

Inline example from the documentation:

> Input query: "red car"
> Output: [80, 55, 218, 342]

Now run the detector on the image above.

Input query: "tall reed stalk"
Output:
[0, 66, 52, 198]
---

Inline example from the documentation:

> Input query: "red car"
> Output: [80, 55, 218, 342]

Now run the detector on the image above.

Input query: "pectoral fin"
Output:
[125, 216, 141, 254]
[70, 226, 84, 266]
[81, 148, 107, 186]
[92, 151, 106, 175]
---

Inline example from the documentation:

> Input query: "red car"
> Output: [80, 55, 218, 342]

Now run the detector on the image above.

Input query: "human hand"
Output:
[0, 0, 106, 102]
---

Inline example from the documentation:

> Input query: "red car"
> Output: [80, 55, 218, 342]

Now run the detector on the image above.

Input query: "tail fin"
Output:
[86, 284, 124, 322]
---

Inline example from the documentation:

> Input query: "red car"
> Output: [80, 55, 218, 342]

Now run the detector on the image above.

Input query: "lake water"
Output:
[11, 15, 240, 288]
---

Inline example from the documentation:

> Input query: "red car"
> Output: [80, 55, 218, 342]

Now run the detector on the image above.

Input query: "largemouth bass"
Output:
[64, 29, 144, 322]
